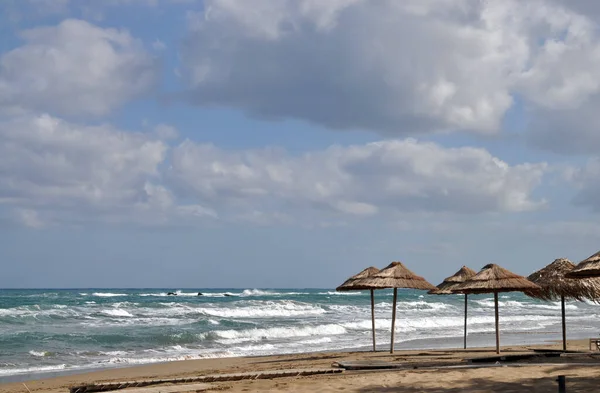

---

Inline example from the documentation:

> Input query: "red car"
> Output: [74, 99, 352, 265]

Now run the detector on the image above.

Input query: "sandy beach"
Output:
[4, 339, 600, 392]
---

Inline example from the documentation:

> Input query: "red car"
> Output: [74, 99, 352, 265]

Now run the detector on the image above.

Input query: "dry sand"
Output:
[4, 340, 600, 392]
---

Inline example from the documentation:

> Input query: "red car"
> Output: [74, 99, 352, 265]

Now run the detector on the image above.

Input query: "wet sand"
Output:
[4, 340, 600, 392]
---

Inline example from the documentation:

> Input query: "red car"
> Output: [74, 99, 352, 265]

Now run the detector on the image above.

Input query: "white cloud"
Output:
[178, 0, 600, 153]
[0, 114, 166, 206]
[169, 138, 548, 220]
[506, 4, 600, 108]
[0, 114, 548, 227]
[0, 19, 158, 117]
[182, 0, 526, 134]
[152, 124, 179, 139]
[0, 114, 214, 226]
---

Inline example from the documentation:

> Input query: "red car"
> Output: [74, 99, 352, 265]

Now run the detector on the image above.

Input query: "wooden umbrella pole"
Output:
[463, 294, 468, 350]
[494, 292, 500, 354]
[561, 295, 567, 351]
[370, 289, 376, 352]
[390, 288, 397, 354]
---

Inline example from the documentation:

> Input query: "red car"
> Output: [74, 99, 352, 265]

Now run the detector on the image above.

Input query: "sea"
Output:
[1, 288, 600, 383]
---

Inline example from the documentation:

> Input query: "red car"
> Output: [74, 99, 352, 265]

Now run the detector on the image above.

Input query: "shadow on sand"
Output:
[356, 366, 598, 393]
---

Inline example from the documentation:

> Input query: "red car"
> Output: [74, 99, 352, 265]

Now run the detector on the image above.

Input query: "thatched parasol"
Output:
[428, 266, 477, 349]
[358, 261, 436, 353]
[526, 258, 600, 351]
[336, 267, 380, 351]
[455, 263, 540, 354]
[566, 251, 600, 278]
[336, 267, 380, 291]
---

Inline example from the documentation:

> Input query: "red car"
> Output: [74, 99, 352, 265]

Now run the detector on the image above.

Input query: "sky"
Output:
[1, 0, 600, 289]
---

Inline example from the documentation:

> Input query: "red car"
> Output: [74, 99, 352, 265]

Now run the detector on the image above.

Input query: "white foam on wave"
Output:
[99, 350, 129, 356]
[81, 317, 184, 328]
[582, 299, 600, 306]
[241, 289, 275, 296]
[174, 290, 203, 297]
[318, 291, 362, 296]
[101, 309, 134, 318]
[101, 353, 213, 365]
[0, 364, 67, 376]
[231, 343, 276, 352]
[111, 302, 139, 308]
[197, 301, 325, 318]
[0, 305, 81, 319]
[140, 291, 237, 297]
[200, 292, 237, 297]
[139, 289, 320, 297]
[298, 337, 333, 345]
[472, 298, 578, 311]
[342, 312, 558, 335]
[327, 304, 364, 313]
[92, 293, 128, 297]
[376, 301, 453, 311]
[343, 319, 396, 331]
[210, 324, 346, 344]
[28, 350, 49, 357]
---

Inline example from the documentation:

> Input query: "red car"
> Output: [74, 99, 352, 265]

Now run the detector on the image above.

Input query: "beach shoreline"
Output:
[0, 331, 568, 385]
[3, 288, 596, 384]
[3, 339, 600, 393]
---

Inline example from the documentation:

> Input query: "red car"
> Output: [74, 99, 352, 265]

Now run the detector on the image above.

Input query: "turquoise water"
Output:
[1, 288, 599, 381]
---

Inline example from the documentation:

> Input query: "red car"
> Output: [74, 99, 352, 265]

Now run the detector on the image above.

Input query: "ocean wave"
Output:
[28, 350, 51, 357]
[196, 301, 326, 318]
[297, 337, 333, 345]
[138, 289, 315, 297]
[209, 324, 347, 344]
[375, 301, 453, 311]
[472, 298, 578, 310]
[0, 305, 82, 320]
[241, 289, 275, 296]
[0, 364, 67, 376]
[140, 291, 237, 297]
[582, 299, 600, 306]
[110, 302, 139, 308]
[101, 309, 134, 318]
[81, 317, 186, 328]
[92, 293, 128, 297]
[318, 291, 363, 296]
[341, 313, 558, 334]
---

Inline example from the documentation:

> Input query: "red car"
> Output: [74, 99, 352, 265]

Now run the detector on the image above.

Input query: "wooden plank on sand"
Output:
[332, 361, 405, 370]
[115, 383, 211, 392]
[69, 368, 343, 393]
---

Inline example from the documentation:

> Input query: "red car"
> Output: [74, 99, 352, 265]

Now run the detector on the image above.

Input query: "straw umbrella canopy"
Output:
[336, 267, 380, 351]
[455, 263, 540, 354]
[357, 261, 436, 353]
[566, 251, 600, 278]
[428, 266, 477, 349]
[526, 258, 600, 351]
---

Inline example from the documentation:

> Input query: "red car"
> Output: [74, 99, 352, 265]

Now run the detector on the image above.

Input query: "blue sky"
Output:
[1, 0, 600, 288]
